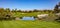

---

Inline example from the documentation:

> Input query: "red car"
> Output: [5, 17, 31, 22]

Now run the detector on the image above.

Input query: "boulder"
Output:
[37, 14, 49, 20]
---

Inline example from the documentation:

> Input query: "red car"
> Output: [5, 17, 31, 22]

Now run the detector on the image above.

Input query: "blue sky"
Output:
[0, 0, 60, 10]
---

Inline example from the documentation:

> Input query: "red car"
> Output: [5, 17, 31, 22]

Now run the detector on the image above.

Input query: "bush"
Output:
[55, 17, 60, 22]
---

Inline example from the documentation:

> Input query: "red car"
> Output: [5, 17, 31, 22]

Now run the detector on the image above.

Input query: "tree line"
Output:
[0, 8, 59, 20]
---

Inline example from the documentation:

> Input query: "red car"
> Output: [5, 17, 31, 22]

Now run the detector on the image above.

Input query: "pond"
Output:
[21, 16, 35, 20]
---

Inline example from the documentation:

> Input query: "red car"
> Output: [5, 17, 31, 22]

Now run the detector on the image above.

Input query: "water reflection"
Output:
[22, 16, 35, 20]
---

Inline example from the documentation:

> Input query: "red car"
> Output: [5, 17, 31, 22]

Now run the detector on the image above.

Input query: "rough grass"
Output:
[0, 20, 60, 28]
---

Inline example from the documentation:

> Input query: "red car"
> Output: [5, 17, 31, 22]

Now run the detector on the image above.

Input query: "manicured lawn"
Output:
[12, 12, 54, 17]
[0, 20, 60, 28]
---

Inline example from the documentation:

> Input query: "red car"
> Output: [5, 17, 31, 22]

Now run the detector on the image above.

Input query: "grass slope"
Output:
[0, 20, 60, 28]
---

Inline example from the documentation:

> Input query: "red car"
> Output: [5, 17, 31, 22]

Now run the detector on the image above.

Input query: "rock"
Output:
[55, 13, 60, 16]
[37, 14, 49, 20]
[15, 17, 20, 20]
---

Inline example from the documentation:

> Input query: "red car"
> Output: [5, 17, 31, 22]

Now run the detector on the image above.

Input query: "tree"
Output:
[15, 8, 17, 12]
[17, 10, 21, 12]
[33, 9, 38, 12]
[54, 5, 59, 13]
[0, 8, 15, 20]
[0, 8, 4, 13]
[54, 2, 60, 13]
[5, 8, 10, 14]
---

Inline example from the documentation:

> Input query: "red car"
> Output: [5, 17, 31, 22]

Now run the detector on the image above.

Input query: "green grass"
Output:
[0, 20, 60, 28]
[12, 12, 54, 17]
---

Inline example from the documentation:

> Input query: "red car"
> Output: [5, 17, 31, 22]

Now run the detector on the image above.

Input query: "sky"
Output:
[0, 0, 60, 10]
